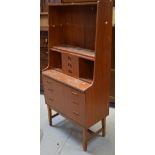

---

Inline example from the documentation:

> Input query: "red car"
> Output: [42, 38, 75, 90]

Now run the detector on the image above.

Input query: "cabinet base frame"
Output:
[47, 106, 106, 151]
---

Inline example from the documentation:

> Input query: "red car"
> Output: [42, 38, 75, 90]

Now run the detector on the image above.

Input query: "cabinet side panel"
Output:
[85, 0, 113, 127]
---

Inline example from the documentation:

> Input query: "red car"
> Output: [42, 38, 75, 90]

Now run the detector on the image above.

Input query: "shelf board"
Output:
[40, 26, 48, 31]
[51, 45, 95, 61]
[49, 2, 97, 6]
[42, 69, 92, 92]
[40, 12, 48, 16]
[79, 78, 93, 83]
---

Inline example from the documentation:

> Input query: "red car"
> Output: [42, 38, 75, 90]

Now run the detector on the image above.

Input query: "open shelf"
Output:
[42, 69, 92, 92]
[49, 51, 62, 71]
[48, 4, 97, 50]
[79, 58, 94, 83]
[51, 45, 95, 61]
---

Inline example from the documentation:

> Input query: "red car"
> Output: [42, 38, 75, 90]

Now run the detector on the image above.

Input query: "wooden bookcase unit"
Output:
[42, 0, 113, 151]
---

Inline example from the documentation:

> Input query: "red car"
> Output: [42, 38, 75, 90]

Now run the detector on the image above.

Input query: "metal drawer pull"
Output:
[68, 56, 71, 61]
[47, 88, 53, 92]
[72, 101, 79, 105]
[46, 81, 51, 84]
[73, 111, 79, 116]
[68, 63, 72, 67]
[71, 92, 78, 95]
[49, 98, 54, 102]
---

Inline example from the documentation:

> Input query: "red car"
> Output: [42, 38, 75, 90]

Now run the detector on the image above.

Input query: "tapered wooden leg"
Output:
[101, 118, 106, 137]
[47, 106, 52, 126]
[83, 128, 88, 151]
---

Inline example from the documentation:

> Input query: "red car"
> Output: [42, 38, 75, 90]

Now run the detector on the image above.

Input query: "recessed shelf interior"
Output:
[79, 58, 94, 83]
[49, 51, 62, 70]
[48, 4, 97, 50]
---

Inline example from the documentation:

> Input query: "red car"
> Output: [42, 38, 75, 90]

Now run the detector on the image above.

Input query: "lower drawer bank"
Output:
[42, 75, 86, 126]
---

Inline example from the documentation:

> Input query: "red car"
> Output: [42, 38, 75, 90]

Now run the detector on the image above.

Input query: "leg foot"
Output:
[101, 118, 106, 137]
[47, 106, 52, 126]
[83, 128, 88, 151]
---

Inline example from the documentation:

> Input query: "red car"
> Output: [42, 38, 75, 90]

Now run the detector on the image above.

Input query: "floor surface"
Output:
[40, 94, 115, 155]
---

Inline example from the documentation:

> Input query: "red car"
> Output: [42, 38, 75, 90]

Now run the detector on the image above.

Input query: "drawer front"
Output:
[40, 31, 48, 47]
[42, 76, 66, 113]
[65, 87, 85, 124]
[62, 53, 79, 78]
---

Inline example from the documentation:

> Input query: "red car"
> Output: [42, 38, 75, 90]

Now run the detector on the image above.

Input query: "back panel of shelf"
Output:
[48, 4, 97, 50]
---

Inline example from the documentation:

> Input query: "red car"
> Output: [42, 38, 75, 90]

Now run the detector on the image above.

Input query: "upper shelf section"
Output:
[42, 69, 92, 92]
[51, 45, 95, 61]
[48, 3, 97, 51]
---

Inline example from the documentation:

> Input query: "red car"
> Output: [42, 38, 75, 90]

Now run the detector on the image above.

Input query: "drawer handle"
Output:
[72, 101, 79, 105]
[49, 98, 54, 102]
[46, 81, 51, 84]
[68, 63, 72, 68]
[68, 56, 71, 61]
[47, 88, 53, 92]
[73, 111, 79, 116]
[71, 92, 78, 95]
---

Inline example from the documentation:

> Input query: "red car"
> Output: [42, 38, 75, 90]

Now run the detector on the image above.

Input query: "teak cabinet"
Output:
[42, 0, 113, 151]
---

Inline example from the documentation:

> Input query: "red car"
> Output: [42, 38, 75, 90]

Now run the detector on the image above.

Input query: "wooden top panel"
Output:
[51, 45, 95, 61]
[42, 69, 92, 92]
[49, 2, 97, 6]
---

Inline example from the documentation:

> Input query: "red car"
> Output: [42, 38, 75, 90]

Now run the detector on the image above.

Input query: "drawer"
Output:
[40, 31, 48, 47]
[43, 77, 67, 112]
[42, 76, 56, 89]
[65, 87, 85, 124]
[62, 53, 79, 78]
[70, 88, 85, 103]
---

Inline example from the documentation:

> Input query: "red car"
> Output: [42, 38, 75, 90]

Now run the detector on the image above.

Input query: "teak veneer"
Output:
[42, 0, 113, 151]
